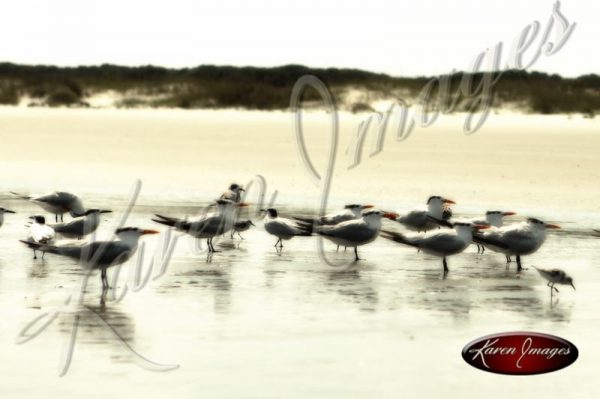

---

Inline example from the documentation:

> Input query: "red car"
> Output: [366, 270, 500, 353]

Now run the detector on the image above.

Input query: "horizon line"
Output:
[1, 61, 597, 81]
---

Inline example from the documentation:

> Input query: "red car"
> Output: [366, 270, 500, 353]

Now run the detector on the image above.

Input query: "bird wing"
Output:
[533, 267, 565, 279]
[496, 224, 540, 253]
[473, 228, 510, 250]
[380, 229, 420, 248]
[51, 241, 134, 268]
[397, 209, 428, 228]
[415, 230, 467, 255]
[35, 192, 74, 206]
[266, 218, 311, 237]
[187, 215, 229, 236]
[51, 218, 85, 235]
[321, 209, 355, 225]
[427, 215, 453, 228]
[319, 219, 371, 241]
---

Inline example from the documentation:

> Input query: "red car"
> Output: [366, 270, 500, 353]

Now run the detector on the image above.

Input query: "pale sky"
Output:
[0, 0, 596, 77]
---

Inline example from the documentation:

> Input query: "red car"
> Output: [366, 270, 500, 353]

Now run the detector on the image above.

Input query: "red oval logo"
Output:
[462, 332, 578, 375]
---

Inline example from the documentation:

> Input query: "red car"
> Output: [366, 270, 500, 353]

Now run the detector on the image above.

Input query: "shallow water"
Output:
[0, 109, 599, 398]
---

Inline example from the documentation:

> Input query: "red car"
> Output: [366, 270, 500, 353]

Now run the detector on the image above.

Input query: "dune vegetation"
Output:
[0, 62, 598, 116]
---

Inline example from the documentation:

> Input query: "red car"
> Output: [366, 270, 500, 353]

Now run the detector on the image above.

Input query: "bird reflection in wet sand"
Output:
[325, 269, 379, 312]
[56, 303, 178, 374]
[407, 282, 472, 321]
[476, 276, 573, 320]
[26, 262, 49, 278]
[182, 269, 232, 314]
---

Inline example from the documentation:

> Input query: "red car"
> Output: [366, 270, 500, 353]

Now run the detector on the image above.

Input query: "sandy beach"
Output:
[0, 107, 599, 398]
[1, 107, 599, 215]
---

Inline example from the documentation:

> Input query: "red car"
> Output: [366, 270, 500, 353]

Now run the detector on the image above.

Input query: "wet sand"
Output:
[0, 108, 599, 398]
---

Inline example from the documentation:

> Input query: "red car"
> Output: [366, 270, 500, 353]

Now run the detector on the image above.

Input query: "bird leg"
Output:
[33, 249, 37, 260]
[274, 238, 281, 248]
[516, 255, 523, 272]
[209, 238, 220, 253]
[506, 255, 512, 263]
[443, 257, 449, 273]
[353, 247, 362, 261]
[336, 245, 339, 252]
[101, 268, 109, 290]
[481, 246, 485, 254]
[237, 232, 244, 240]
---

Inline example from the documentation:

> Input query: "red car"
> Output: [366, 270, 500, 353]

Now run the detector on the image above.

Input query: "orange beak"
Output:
[546, 223, 560, 229]
[236, 202, 250, 207]
[443, 199, 456, 204]
[503, 211, 517, 216]
[383, 212, 399, 220]
[474, 224, 490, 230]
[361, 204, 375, 209]
[142, 229, 160, 235]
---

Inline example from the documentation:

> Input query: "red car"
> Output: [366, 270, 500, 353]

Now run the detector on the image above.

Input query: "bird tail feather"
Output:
[380, 230, 420, 248]
[10, 192, 31, 200]
[19, 240, 59, 254]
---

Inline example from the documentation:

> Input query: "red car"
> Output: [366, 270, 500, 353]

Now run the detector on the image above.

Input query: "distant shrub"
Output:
[63, 80, 83, 97]
[0, 84, 18, 104]
[0, 62, 599, 114]
[46, 90, 80, 106]
[117, 97, 148, 108]
[351, 102, 374, 113]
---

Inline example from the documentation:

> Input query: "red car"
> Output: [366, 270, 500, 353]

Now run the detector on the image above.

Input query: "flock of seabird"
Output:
[0, 184, 575, 297]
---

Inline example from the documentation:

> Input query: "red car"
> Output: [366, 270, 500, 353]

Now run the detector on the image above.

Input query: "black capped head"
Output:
[428, 196, 455, 205]
[115, 226, 139, 234]
[527, 217, 543, 224]
[427, 195, 442, 204]
[344, 204, 361, 209]
[29, 215, 46, 224]
[527, 217, 560, 229]
[229, 183, 245, 192]
[261, 208, 278, 217]
[486, 210, 502, 215]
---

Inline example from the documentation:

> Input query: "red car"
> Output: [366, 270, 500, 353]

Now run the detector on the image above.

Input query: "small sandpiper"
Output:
[533, 266, 575, 295]
[232, 219, 255, 239]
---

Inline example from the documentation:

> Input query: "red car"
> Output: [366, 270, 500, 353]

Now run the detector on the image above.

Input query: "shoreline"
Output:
[0, 108, 598, 223]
